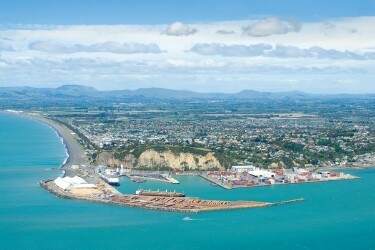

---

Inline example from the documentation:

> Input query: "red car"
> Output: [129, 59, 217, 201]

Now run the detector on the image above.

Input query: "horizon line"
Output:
[1, 84, 374, 95]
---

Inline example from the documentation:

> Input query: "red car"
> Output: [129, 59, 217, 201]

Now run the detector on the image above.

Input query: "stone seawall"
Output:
[40, 179, 302, 213]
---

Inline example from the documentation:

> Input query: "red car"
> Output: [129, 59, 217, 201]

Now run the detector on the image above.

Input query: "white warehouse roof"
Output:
[232, 165, 255, 169]
[54, 177, 71, 190]
[54, 176, 96, 190]
[248, 170, 275, 178]
[71, 176, 87, 184]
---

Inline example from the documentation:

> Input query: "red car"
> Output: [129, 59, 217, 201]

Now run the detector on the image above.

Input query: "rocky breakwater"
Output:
[96, 149, 223, 170]
[40, 179, 300, 213]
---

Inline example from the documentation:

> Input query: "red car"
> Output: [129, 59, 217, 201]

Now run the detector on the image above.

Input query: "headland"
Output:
[11, 112, 299, 213]
[6, 111, 363, 213]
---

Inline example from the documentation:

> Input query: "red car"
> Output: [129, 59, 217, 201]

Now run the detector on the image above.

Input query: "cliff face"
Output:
[136, 150, 222, 170]
[96, 149, 223, 170]
[96, 151, 121, 167]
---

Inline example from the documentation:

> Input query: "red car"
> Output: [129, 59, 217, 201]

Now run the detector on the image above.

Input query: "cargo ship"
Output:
[135, 188, 185, 197]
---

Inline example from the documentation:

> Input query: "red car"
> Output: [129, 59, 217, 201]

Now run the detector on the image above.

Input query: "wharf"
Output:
[40, 179, 302, 213]
[122, 172, 178, 184]
[122, 173, 169, 183]
[200, 173, 360, 190]
[199, 174, 233, 189]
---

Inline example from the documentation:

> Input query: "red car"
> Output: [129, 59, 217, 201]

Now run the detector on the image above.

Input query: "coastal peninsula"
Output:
[6, 111, 362, 213]
[15, 112, 301, 213]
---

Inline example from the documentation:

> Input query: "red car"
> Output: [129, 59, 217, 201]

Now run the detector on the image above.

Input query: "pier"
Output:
[40, 179, 303, 213]
[199, 173, 233, 189]
[122, 172, 180, 184]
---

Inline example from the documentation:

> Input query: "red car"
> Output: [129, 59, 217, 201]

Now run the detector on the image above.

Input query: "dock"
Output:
[40, 179, 303, 213]
[200, 174, 233, 189]
[122, 172, 179, 184]
[200, 172, 360, 190]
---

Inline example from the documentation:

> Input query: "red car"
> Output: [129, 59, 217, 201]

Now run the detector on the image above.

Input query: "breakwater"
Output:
[40, 179, 303, 213]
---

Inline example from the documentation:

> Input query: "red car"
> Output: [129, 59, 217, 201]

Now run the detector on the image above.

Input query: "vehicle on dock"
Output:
[135, 188, 185, 197]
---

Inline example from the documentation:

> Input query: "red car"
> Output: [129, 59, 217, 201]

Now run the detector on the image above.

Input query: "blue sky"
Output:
[0, 1, 374, 93]
[0, 0, 374, 24]
[0, 0, 375, 24]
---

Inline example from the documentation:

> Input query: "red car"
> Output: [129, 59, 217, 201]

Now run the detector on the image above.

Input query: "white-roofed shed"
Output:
[248, 170, 275, 178]
[231, 165, 256, 173]
[54, 177, 72, 190]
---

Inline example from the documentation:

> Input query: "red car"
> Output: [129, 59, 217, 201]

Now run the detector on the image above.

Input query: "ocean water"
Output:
[0, 112, 374, 250]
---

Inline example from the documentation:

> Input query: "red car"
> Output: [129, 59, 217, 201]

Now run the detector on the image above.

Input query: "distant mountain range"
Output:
[0, 85, 374, 100]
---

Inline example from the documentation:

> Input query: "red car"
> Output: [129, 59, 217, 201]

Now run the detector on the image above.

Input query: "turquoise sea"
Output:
[0, 112, 374, 249]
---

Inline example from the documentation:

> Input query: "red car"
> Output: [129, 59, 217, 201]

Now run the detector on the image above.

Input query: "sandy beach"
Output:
[15, 112, 88, 176]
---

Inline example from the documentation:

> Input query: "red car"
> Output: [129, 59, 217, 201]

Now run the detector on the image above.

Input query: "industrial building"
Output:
[53, 176, 97, 190]
[231, 165, 256, 173]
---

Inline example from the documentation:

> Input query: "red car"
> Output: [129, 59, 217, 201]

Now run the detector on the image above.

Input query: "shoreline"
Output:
[27, 115, 88, 176]
[3, 111, 87, 176]
[24, 116, 73, 167]
[2, 111, 374, 173]
[50, 125, 69, 168]
[1, 110, 372, 214]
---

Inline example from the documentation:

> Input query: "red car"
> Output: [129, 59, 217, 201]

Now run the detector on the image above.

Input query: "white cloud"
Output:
[243, 17, 302, 37]
[190, 43, 370, 60]
[216, 30, 235, 35]
[29, 41, 164, 54]
[0, 41, 14, 51]
[190, 43, 272, 57]
[0, 55, 372, 93]
[164, 22, 197, 36]
[0, 16, 374, 93]
[268, 45, 367, 60]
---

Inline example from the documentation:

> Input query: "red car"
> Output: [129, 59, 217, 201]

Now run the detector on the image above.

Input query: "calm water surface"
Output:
[0, 113, 374, 249]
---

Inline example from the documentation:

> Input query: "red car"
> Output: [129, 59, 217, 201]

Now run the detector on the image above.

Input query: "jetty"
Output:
[200, 174, 232, 189]
[40, 179, 303, 213]
[122, 172, 180, 184]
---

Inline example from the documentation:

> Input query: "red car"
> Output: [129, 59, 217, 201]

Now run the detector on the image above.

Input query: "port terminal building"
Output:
[231, 166, 275, 178]
[231, 165, 256, 173]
